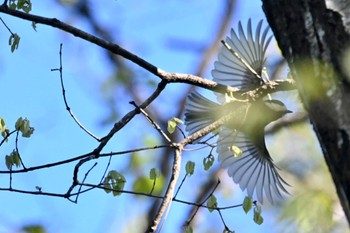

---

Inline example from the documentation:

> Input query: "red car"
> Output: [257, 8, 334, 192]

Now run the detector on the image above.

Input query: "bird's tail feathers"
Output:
[184, 92, 220, 135]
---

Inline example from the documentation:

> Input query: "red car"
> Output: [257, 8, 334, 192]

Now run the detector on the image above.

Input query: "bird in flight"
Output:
[184, 19, 291, 204]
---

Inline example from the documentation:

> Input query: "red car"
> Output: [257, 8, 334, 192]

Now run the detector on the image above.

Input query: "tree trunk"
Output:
[262, 0, 350, 224]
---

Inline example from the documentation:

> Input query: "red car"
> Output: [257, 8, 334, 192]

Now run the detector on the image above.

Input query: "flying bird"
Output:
[184, 19, 291, 204]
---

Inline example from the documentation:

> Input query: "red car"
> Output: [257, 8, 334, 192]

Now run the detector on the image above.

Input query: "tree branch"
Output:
[0, 5, 295, 96]
[263, 0, 350, 224]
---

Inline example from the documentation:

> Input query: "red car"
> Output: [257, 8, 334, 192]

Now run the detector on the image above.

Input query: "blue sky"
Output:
[0, 1, 340, 233]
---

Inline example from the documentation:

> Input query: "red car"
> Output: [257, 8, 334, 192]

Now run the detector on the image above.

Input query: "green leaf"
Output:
[133, 176, 153, 193]
[21, 224, 46, 233]
[5, 155, 13, 170]
[184, 225, 193, 233]
[1, 128, 10, 140]
[132, 175, 164, 195]
[5, 150, 21, 170]
[149, 168, 160, 180]
[230, 145, 242, 158]
[207, 195, 217, 212]
[243, 196, 253, 213]
[16, 0, 32, 13]
[9, 33, 20, 52]
[203, 154, 215, 171]
[253, 204, 263, 225]
[0, 118, 6, 133]
[11, 150, 21, 167]
[18, 118, 34, 138]
[167, 117, 183, 134]
[9, 3, 16, 9]
[173, 117, 183, 124]
[103, 170, 126, 196]
[254, 204, 262, 215]
[15, 117, 23, 130]
[185, 161, 195, 176]
[253, 210, 264, 225]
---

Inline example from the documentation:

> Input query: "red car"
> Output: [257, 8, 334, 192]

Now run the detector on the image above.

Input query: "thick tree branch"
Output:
[0, 5, 294, 96]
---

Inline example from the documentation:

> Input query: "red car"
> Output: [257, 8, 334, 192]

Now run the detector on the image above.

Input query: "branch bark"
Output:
[263, 0, 350, 224]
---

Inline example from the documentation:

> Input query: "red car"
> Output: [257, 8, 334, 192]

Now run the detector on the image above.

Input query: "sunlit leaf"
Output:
[15, 117, 23, 130]
[230, 145, 242, 158]
[243, 196, 252, 213]
[132, 175, 164, 195]
[167, 117, 183, 134]
[11, 150, 21, 167]
[207, 195, 217, 212]
[203, 154, 215, 171]
[185, 161, 195, 176]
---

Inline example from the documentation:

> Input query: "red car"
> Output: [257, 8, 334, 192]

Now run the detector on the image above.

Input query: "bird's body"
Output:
[184, 19, 290, 204]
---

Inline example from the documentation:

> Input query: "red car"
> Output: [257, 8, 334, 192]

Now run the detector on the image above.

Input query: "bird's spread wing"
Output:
[184, 91, 220, 135]
[212, 19, 272, 93]
[217, 128, 289, 204]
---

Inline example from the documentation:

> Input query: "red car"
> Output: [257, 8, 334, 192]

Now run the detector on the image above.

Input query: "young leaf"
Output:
[9, 33, 20, 52]
[253, 204, 264, 225]
[253, 211, 264, 225]
[11, 150, 21, 167]
[230, 145, 242, 158]
[18, 118, 34, 138]
[5, 155, 13, 170]
[184, 225, 193, 233]
[167, 117, 183, 134]
[149, 168, 160, 180]
[133, 176, 152, 193]
[207, 195, 217, 212]
[103, 170, 126, 196]
[0, 118, 6, 132]
[15, 117, 23, 130]
[203, 154, 215, 171]
[243, 196, 253, 213]
[185, 161, 195, 176]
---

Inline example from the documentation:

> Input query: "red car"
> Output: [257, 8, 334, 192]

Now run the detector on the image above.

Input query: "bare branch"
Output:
[51, 43, 100, 141]
[147, 146, 182, 232]
[0, 5, 295, 96]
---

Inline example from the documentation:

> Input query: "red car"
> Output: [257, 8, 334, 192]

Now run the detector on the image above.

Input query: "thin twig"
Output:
[130, 101, 172, 143]
[95, 80, 167, 153]
[0, 129, 16, 147]
[73, 162, 98, 203]
[173, 174, 188, 199]
[217, 209, 233, 232]
[0, 145, 169, 174]
[15, 131, 26, 169]
[51, 43, 100, 141]
[0, 16, 14, 35]
[186, 179, 221, 225]
[100, 154, 112, 184]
